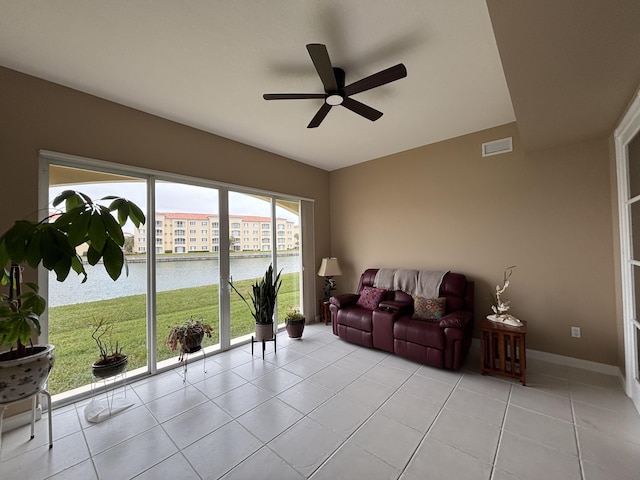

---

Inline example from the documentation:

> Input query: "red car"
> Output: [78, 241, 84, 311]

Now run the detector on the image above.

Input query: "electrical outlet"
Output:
[571, 326, 581, 338]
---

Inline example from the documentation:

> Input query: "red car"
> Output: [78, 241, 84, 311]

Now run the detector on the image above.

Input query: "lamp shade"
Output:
[317, 257, 342, 277]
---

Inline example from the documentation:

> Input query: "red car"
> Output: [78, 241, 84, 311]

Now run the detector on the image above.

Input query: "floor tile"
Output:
[307, 364, 359, 392]
[193, 370, 248, 399]
[496, 431, 581, 480]
[351, 412, 423, 469]
[145, 384, 208, 423]
[47, 458, 98, 480]
[4, 334, 639, 480]
[509, 384, 573, 422]
[231, 358, 279, 381]
[577, 425, 640, 479]
[572, 399, 640, 445]
[134, 453, 200, 480]
[182, 420, 263, 479]
[213, 382, 273, 418]
[0, 430, 91, 479]
[93, 425, 177, 479]
[281, 355, 330, 378]
[403, 436, 492, 480]
[445, 387, 507, 427]
[363, 363, 413, 389]
[399, 374, 455, 405]
[379, 390, 441, 433]
[340, 377, 396, 409]
[311, 440, 399, 480]
[236, 397, 303, 442]
[503, 404, 577, 455]
[83, 404, 158, 455]
[251, 368, 303, 395]
[222, 446, 304, 480]
[276, 379, 336, 414]
[268, 416, 343, 477]
[308, 393, 376, 438]
[458, 372, 512, 401]
[160, 401, 232, 449]
[429, 407, 500, 463]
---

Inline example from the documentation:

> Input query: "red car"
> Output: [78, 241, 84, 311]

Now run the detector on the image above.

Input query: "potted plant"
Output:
[0, 190, 145, 402]
[165, 316, 213, 363]
[284, 307, 305, 339]
[229, 264, 282, 341]
[90, 317, 128, 379]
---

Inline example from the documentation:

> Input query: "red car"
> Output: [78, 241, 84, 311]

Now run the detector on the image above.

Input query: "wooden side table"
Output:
[320, 300, 331, 325]
[480, 317, 527, 385]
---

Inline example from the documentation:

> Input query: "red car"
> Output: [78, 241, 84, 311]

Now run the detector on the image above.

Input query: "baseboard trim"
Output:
[471, 338, 622, 377]
[1, 405, 41, 433]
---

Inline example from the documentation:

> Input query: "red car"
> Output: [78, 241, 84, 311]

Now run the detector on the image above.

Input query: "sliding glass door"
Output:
[47, 165, 148, 395]
[43, 154, 306, 399]
[154, 181, 220, 367]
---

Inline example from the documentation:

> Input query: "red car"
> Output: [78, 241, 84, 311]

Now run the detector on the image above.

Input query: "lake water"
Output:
[49, 255, 301, 307]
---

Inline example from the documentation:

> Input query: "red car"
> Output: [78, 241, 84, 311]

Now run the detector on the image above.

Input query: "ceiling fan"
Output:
[263, 43, 407, 128]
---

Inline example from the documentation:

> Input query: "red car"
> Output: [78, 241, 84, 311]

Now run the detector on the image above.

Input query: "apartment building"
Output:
[133, 212, 299, 254]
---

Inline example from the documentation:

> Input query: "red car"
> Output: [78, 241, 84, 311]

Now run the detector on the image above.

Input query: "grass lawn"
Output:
[48, 273, 300, 394]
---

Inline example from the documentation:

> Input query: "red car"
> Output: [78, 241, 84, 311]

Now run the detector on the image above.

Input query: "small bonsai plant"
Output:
[165, 316, 213, 362]
[0, 190, 145, 360]
[91, 317, 126, 366]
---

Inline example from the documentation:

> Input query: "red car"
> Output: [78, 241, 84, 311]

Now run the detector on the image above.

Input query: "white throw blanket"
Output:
[374, 268, 395, 289]
[374, 268, 447, 298]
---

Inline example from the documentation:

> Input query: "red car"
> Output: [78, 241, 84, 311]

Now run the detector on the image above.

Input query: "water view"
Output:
[49, 255, 301, 307]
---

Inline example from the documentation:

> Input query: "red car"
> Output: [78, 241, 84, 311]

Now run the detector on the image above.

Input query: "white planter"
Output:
[0, 344, 55, 402]
[255, 324, 274, 341]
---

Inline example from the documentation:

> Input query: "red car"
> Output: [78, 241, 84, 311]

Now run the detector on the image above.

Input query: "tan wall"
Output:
[0, 66, 331, 303]
[330, 123, 619, 365]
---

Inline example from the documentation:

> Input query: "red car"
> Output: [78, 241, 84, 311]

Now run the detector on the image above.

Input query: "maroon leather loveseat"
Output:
[329, 268, 474, 370]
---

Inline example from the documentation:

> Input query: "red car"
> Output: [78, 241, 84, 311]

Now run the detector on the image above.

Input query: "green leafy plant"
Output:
[284, 307, 305, 323]
[0, 190, 145, 359]
[165, 316, 213, 362]
[229, 264, 282, 325]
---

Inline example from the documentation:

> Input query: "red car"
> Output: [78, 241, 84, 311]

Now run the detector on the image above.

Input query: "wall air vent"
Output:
[482, 137, 513, 157]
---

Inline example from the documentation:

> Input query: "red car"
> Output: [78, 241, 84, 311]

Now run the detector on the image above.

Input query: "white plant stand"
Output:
[0, 388, 53, 452]
[84, 370, 134, 424]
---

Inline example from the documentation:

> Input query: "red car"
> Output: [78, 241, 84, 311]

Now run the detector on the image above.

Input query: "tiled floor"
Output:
[2, 323, 640, 479]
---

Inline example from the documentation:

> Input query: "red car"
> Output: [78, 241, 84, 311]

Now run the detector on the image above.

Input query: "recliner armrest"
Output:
[378, 300, 412, 314]
[439, 310, 472, 328]
[330, 293, 360, 309]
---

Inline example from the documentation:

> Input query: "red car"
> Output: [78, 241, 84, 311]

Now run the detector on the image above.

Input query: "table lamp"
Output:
[318, 257, 342, 301]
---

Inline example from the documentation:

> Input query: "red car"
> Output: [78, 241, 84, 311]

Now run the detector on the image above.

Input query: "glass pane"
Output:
[631, 201, 640, 261]
[634, 265, 640, 322]
[275, 199, 302, 326]
[636, 326, 640, 382]
[228, 192, 273, 343]
[154, 181, 220, 366]
[48, 165, 147, 395]
[628, 130, 640, 198]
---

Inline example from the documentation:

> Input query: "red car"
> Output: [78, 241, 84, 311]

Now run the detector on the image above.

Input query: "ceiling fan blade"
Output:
[306, 44, 338, 92]
[308, 103, 332, 128]
[263, 93, 327, 100]
[343, 63, 407, 96]
[341, 97, 383, 121]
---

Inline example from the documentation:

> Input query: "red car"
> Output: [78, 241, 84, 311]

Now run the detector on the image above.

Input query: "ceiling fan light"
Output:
[326, 94, 343, 106]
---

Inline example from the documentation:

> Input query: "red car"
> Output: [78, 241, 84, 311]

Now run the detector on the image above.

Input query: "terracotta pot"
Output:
[0, 344, 55, 402]
[285, 318, 305, 338]
[255, 323, 274, 341]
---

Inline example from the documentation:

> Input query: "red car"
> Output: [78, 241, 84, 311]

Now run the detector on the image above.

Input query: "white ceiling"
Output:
[0, 1, 515, 171]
